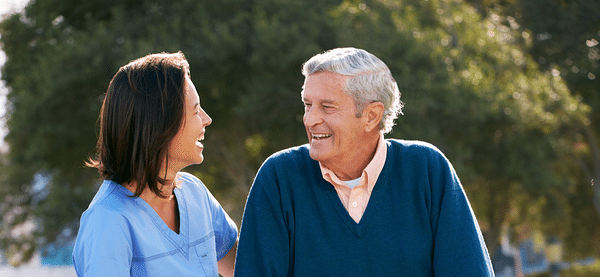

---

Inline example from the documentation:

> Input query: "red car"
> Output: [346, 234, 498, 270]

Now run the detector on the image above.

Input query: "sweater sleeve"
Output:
[427, 148, 495, 276]
[235, 156, 291, 277]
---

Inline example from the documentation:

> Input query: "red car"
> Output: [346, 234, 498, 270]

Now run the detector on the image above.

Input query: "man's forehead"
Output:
[302, 72, 349, 96]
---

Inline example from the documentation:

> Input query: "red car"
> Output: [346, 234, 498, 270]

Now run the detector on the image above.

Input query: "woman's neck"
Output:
[123, 175, 180, 233]
[123, 170, 179, 201]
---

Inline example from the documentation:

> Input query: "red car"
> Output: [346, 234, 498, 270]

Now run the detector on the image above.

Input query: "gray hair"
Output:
[301, 47, 403, 134]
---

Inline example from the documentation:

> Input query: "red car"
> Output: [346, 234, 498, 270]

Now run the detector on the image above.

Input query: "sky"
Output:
[0, 0, 31, 152]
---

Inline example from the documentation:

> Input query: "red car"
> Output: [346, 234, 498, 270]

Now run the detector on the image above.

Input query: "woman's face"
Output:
[167, 76, 212, 171]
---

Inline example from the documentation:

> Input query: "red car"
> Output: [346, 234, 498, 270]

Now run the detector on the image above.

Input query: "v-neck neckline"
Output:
[321, 143, 391, 237]
[113, 182, 191, 259]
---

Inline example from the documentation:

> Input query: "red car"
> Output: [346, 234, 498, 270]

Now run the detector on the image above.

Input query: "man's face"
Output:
[302, 71, 369, 170]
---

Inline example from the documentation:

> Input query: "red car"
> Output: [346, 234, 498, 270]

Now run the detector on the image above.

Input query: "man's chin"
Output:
[308, 148, 327, 162]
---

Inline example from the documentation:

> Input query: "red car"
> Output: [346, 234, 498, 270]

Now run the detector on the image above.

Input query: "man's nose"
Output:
[303, 107, 322, 127]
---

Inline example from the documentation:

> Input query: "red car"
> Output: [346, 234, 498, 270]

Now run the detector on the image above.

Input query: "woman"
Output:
[73, 52, 237, 277]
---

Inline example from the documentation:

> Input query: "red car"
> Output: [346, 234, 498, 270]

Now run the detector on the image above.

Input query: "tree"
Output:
[330, 0, 590, 256]
[0, 0, 593, 265]
[0, 0, 344, 265]
[466, 0, 600, 259]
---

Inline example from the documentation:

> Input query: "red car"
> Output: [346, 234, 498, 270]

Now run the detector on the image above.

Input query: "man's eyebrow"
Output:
[317, 99, 336, 105]
[302, 98, 336, 105]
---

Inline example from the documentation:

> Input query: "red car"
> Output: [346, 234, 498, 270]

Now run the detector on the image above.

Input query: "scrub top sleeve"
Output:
[73, 206, 133, 277]
[202, 183, 237, 261]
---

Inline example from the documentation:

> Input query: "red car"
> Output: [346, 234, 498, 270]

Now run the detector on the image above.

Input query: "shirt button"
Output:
[352, 202, 358, 207]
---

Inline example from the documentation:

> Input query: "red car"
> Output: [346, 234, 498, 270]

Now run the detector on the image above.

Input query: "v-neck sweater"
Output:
[73, 172, 237, 277]
[320, 133, 387, 223]
[235, 139, 494, 277]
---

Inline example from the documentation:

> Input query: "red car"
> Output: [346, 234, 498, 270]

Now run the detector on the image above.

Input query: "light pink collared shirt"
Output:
[319, 134, 387, 223]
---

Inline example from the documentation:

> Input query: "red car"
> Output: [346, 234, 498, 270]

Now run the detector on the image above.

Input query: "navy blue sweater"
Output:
[235, 139, 494, 276]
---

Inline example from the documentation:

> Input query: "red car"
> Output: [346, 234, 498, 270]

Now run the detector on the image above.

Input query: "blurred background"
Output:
[0, 0, 599, 276]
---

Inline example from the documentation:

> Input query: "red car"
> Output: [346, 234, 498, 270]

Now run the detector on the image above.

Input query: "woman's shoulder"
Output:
[79, 186, 133, 231]
[176, 172, 203, 187]
[85, 180, 135, 214]
[176, 172, 210, 196]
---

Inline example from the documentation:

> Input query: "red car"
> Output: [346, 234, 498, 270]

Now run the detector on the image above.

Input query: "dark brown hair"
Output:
[87, 52, 190, 197]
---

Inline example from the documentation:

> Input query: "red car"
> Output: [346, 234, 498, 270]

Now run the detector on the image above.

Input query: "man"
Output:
[234, 47, 494, 276]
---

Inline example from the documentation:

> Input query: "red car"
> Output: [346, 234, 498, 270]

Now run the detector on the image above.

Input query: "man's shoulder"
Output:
[255, 144, 314, 179]
[385, 138, 442, 155]
[265, 144, 311, 163]
[385, 139, 454, 175]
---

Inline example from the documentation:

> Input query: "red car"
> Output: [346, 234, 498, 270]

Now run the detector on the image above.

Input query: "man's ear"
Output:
[364, 102, 384, 133]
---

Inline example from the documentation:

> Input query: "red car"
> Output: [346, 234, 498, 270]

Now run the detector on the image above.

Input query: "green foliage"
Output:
[562, 261, 600, 277]
[330, 0, 591, 255]
[530, 261, 600, 277]
[0, 0, 341, 265]
[0, 0, 595, 266]
[465, 0, 600, 260]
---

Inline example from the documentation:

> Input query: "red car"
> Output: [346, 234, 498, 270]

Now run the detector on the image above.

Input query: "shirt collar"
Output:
[319, 133, 387, 192]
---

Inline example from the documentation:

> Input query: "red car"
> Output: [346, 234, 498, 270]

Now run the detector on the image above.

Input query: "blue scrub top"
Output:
[73, 172, 237, 277]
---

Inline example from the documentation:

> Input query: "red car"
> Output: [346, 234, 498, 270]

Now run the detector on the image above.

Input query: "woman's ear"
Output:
[364, 102, 384, 133]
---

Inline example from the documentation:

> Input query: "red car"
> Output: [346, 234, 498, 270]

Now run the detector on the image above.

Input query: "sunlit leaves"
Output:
[1, 0, 596, 264]
[331, 0, 590, 255]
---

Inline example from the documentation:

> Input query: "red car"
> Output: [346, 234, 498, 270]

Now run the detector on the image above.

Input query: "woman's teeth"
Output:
[196, 136, 204, 146]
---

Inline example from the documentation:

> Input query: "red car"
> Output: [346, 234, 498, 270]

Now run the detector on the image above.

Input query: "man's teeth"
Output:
[312, 134, 332, 139]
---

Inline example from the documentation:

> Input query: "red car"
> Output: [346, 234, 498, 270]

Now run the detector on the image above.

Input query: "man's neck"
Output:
[322, 135, 380, 181]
